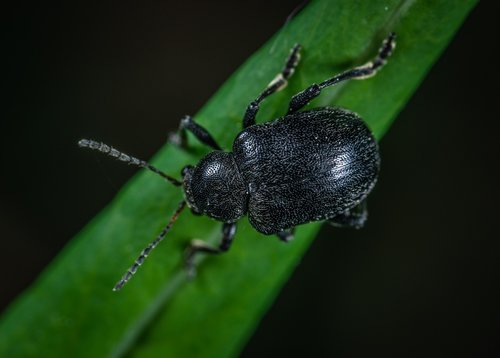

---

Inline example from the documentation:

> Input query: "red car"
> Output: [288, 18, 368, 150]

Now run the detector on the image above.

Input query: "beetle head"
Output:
[183, 152, 247, 222]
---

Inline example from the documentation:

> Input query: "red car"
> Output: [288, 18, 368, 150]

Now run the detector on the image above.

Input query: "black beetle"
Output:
[79, 33, 396, 290]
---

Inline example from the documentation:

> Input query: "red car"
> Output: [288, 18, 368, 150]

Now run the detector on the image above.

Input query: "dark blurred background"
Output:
[1, 1, 498, 356]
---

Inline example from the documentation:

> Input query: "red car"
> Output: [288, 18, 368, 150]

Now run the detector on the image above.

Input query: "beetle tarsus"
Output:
[277, 228, 295, 242]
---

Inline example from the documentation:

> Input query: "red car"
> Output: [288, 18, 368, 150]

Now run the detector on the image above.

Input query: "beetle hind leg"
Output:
[328, 200, 368, 229]
[243, 44, 301, 128]
[185, 222, 236, 277]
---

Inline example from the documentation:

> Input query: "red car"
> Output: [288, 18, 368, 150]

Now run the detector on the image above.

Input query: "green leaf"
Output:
[0, 0, 477, 357]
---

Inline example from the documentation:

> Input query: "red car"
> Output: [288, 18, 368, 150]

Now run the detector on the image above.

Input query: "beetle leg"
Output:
[243, 44, 301, 128]
[287, 32, 396, 114]
[328, 200, 368, 229]
[169, 115, 222, 150]
[277, 228, 295, 242]
[184, 222, 237, 277]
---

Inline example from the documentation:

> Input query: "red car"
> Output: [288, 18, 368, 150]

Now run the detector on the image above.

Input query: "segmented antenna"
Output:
[78, 139, 182, 186]
[113, 200, 187, 291]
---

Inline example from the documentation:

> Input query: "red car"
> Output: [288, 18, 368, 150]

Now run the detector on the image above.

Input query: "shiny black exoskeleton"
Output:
[183, 107, 379, 235]
[79, 33, 396, 290]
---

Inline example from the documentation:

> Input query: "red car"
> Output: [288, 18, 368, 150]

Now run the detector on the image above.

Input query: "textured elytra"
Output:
[234, 107, 379, 234]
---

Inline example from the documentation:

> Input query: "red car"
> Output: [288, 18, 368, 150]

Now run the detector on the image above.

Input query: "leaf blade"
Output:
[0, 0, 477, 357]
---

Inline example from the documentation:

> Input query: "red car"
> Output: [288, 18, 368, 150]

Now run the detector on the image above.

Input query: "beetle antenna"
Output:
[113, 200, 187, 291]
[78, 139, 182, 186]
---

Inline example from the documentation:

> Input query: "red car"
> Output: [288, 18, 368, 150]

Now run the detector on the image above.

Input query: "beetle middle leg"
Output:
[170, 115, 222, 150]
[243, 44, 301, 128]
[185, 222, 237, 276]
[287, 32, 396, 114]
[328, 200, 368, 229]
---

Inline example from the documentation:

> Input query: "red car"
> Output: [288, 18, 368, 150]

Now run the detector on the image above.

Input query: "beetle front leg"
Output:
[185, 222, 237, 277]
[243, 44, 301, 128]
[170, 115, 222, 150]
